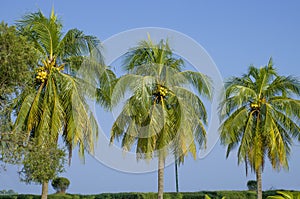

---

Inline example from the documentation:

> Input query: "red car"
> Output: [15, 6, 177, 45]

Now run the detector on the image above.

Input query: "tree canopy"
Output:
[0, 22, 38, 167]
[0, 22, 38, 133]
[19, 141, 66, 185]
[51, 177, 70, 194]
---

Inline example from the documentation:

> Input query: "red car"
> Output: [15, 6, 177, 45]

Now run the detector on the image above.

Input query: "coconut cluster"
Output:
[153, 84, 169, 104]
[35, 57, 64, 84]
[35, 67, 48, 83]
[250, 103, 259, 109]
[250, 98, 266, 110]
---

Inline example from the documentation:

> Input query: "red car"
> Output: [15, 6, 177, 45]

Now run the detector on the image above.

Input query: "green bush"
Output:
[0, 196, 17, 199]
[51, 177, 70, 194]
[247, 180, 257, 191]
[164, 193, 183, 199]
[48, 193, 73, 199]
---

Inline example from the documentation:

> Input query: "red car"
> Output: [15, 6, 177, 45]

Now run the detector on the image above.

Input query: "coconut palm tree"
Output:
[219, 58, 300, 199]
[110, 38, 212, 199]
[13, 9, 114, 199]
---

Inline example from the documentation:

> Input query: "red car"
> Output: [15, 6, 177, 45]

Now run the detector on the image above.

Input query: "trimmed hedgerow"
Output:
[1, 190, 299, 199]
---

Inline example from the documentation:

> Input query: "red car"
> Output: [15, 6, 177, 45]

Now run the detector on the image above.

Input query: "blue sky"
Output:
[1, 0, 300, 195]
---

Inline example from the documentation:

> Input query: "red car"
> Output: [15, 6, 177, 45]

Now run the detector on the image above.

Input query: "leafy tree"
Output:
[19, 140, 66, 196]
[247, 180, 257, 191]
[110, 37, 212, 199]
[13, 9, 114, 199]
[219, 58, 300, 199]
[0, 189, 17, 195]
[0, 22, 38, 167]
[51, 177, 70, 194]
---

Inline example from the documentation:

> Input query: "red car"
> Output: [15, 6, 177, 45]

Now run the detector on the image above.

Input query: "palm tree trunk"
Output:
[256, 167, 262, 199]
[41, 181, 49, 199]
[175, 159, 179, 193]
[158, 153, 165, 199]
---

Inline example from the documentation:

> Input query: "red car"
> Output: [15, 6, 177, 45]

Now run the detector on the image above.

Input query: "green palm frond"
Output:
[96, 66, 117, 109]
[111, 74, 155, 108]
[58, 72, 98, 156]
[267, 191, 300, 199]
[17, 10, 62, 59]
[177, 70, 213, 100]
[124, 37, 183, 72]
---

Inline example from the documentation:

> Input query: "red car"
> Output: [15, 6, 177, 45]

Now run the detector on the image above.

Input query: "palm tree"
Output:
[110, 37, 212, 199]
[219, 58, 300, 199]
[13, 9, 114, 199]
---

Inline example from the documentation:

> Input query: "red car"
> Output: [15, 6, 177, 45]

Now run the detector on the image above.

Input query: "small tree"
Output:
[247, 180, 257, 191]
[19, 140, 66, 197]
[51, 177, 70, 194]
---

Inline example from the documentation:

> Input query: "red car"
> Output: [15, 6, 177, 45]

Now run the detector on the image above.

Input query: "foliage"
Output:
[0, 22, 38, 167]
[51, 177, 70, 194]
[247, 180, 258, 191]
[0, 22, 38, 131]
[267, 191, 300, 199]
[19, 141, 66, 185]
[0, 189, 17, 195]
[0, 130, 29, 169]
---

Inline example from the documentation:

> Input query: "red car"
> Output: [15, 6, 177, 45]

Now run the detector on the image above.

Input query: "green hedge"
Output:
[0, 190, 299, 199]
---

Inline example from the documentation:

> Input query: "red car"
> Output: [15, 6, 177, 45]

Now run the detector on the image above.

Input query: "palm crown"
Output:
[13, 9, 110, 161]
[110, 37, 213, 162]
[220, 58, 300, 172]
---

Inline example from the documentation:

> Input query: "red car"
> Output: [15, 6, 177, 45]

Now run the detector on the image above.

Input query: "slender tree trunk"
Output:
[158, 154, 165, 199]
[256, 167, 262, 199]
[175, 159, 179, 193]
[41, 181, 49, 199]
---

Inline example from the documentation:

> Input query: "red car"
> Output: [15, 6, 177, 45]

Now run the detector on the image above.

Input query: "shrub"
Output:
[51, 177, 70, 194]
[247, 180, 257, 191]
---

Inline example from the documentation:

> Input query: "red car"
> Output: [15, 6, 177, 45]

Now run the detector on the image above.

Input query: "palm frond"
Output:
[17, 10, 62, 59]
[177, 70, 213, 100]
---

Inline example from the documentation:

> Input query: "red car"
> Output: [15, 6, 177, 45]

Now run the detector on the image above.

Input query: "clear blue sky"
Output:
[1, 0, 300, 195]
